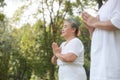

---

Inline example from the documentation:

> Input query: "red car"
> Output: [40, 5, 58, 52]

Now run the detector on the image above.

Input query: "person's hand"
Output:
[51, 55, 57, 65]
[81, 12, 99, 35]
[82, 12, 99, 28]
[52, 42, 61, 56]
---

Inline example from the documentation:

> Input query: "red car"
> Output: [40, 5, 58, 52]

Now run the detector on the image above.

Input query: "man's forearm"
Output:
[94, 20, 118, 31]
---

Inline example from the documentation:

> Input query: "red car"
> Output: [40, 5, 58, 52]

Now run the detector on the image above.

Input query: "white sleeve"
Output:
[110, 1, 120, 29]
[67, 39, 84, 57]
[111, 11, 120, 29]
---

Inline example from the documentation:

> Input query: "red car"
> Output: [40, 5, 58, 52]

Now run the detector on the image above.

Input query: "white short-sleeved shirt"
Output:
[57, 37, 87, 80]
[90, 0, 120, 80]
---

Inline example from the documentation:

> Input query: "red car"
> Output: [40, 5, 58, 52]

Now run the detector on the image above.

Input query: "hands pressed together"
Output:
[82, 12, 99, 28]
[81, 12, 99, 35]
[51, 42, 61, 65]
[52, 42, 61, 56]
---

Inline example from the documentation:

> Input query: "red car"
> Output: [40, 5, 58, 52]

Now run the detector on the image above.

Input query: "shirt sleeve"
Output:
[67, 39, 84, 57]
[110, 1, 120, 29]
[111, 11, 120, 29]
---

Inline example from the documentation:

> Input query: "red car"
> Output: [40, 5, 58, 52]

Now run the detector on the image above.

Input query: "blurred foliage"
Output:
[0, 13, 4, 21]
[0, 0, 5, 7]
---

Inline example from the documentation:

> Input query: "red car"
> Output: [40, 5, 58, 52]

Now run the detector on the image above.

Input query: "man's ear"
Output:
[72, 27, 76, 33]
[77, 30, 81, 36]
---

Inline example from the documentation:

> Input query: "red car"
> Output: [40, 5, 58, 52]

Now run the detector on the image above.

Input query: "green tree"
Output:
[0, 0, 5, 7]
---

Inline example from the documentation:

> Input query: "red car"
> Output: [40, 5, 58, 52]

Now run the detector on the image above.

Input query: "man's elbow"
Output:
[108, 26, 118, 31]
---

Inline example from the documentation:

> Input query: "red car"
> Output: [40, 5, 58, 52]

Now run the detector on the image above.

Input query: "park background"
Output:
[0, 0, 107, 80]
